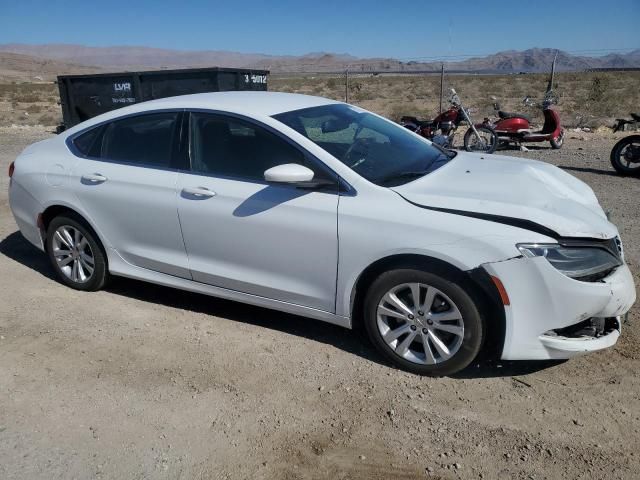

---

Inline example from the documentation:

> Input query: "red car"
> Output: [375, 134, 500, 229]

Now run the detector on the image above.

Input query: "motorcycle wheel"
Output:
[610, 135, 640, 176]
[463, 126, 498, 154]
[550, 130, 564, 149]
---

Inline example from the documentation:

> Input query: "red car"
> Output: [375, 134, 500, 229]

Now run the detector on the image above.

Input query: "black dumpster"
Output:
[56, 67, 269, 131]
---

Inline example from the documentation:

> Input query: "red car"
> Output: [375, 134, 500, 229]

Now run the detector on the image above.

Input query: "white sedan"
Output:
[8, 92, 636, 375]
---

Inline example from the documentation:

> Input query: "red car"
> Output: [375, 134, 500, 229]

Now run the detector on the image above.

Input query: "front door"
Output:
[176, 112, 339, 312]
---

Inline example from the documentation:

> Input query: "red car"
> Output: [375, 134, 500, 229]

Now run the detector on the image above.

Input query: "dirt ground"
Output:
[0, 125, 639, 480]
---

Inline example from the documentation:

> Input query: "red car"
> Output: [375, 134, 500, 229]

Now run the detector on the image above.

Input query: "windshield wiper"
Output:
[380, 170, 430, 185]
[381, 151, 455, 186]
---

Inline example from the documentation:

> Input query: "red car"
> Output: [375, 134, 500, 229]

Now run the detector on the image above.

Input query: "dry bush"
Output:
[0, 72, 637, 129]
[25, 104, 43, 114]
[13, 93, 42, 103]
[272, 71, 640, 128]
[38, 113, 60, 126]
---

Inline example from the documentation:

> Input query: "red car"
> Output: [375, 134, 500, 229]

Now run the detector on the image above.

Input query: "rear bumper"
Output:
[482, 256, 636, 360]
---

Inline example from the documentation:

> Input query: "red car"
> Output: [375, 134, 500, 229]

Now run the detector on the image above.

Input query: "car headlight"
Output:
[517, 243, 622, 280]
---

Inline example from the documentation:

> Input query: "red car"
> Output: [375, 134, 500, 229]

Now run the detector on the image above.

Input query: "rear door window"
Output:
[90, 112, 181, 168]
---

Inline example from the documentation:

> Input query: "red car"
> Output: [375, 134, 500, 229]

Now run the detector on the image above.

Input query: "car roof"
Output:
[135, 91, 340, 116]
[63, 91, 342, 136]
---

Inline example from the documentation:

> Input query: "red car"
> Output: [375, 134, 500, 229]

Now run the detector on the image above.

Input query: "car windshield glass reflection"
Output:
[273, 104, 454, 186]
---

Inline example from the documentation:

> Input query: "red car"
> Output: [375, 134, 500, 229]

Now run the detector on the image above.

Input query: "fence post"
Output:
[439, 63, 445, 114]
[345, 68, 349, 103]
[547, 50, 558, 94]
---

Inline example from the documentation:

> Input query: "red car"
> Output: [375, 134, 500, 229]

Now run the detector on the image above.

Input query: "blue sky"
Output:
[0, 0, 637, 58]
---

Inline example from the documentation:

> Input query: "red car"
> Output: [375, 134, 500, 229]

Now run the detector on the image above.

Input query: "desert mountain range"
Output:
[1, 43, 638, 81]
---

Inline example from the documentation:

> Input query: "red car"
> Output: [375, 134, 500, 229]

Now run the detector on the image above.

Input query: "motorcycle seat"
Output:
[401, 116, 434, 128]
[498, 110, 531, 122]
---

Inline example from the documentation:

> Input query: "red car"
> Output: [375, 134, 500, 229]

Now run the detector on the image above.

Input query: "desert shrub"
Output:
[39, 113, 60, 126]
[386, 102, 434, 122]
[587, 75, 609, 103]
[25, 104, 43, 114]
[349, 81, 362, 93]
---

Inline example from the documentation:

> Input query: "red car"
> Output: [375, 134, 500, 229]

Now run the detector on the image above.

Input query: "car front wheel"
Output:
[46, 215, 109, 291]
[363, 268, 485, 376]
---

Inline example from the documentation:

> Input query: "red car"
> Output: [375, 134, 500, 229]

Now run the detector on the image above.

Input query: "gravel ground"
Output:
[0, 125, 639, 480]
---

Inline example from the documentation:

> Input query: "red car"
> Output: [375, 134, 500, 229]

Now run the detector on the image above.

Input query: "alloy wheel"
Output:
[51, 225, 95, 283]
[376, 283, 464, 365]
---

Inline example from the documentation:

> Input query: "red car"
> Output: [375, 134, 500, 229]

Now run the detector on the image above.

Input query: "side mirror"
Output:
[264, 163, 315, 184]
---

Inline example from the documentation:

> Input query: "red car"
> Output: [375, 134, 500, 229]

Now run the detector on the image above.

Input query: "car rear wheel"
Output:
[46, 215, 109, 291]
[363, 269, 484, 376]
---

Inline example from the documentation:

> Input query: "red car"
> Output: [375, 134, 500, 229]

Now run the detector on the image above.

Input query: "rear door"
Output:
[69, 111, 191, 278]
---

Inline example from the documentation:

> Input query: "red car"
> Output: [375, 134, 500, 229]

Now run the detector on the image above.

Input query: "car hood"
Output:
[391, 152, 617, 239]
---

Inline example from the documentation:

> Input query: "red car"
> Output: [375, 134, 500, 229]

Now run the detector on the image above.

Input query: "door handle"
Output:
[81, 173, 107, 184]
[182, 186, 216, 198]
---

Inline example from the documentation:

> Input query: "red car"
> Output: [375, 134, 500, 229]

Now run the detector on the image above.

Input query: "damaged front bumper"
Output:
[482, 256, 636, 360]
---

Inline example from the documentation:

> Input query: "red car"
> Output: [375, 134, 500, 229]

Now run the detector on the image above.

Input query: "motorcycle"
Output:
[613, 113, 640, 132]
[477, 92, 564, 150]
[400, 98, 462, 149]
[610, 113, 640, 176]
[402, 88, 497, 153]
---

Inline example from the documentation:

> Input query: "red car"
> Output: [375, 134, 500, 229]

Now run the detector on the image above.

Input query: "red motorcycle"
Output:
[401, 89, 495, 152]
[400, 106, 462, 149]
[475, 94, 564, 150]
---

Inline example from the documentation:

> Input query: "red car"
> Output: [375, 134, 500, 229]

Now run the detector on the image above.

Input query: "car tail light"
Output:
[8, 161, 15, 178]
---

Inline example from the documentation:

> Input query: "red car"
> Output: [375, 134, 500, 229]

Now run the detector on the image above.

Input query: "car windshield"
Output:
[273, 103, 454, 186]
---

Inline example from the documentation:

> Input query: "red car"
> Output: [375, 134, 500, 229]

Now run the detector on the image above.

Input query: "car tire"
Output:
[45, 214, 109, 291]
[363, 268, 485, 376]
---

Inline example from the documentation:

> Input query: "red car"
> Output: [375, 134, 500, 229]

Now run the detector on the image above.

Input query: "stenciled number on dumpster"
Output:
[244, 74, 267, 84]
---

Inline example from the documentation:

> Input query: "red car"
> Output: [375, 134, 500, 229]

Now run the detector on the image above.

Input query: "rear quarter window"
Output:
[72, 126, 103, 157]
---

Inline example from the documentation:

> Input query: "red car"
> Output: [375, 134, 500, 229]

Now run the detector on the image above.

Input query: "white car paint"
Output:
[176, 166, 339, 312]
[392, 152, 615, 239]
[8, 91, 637, 363]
